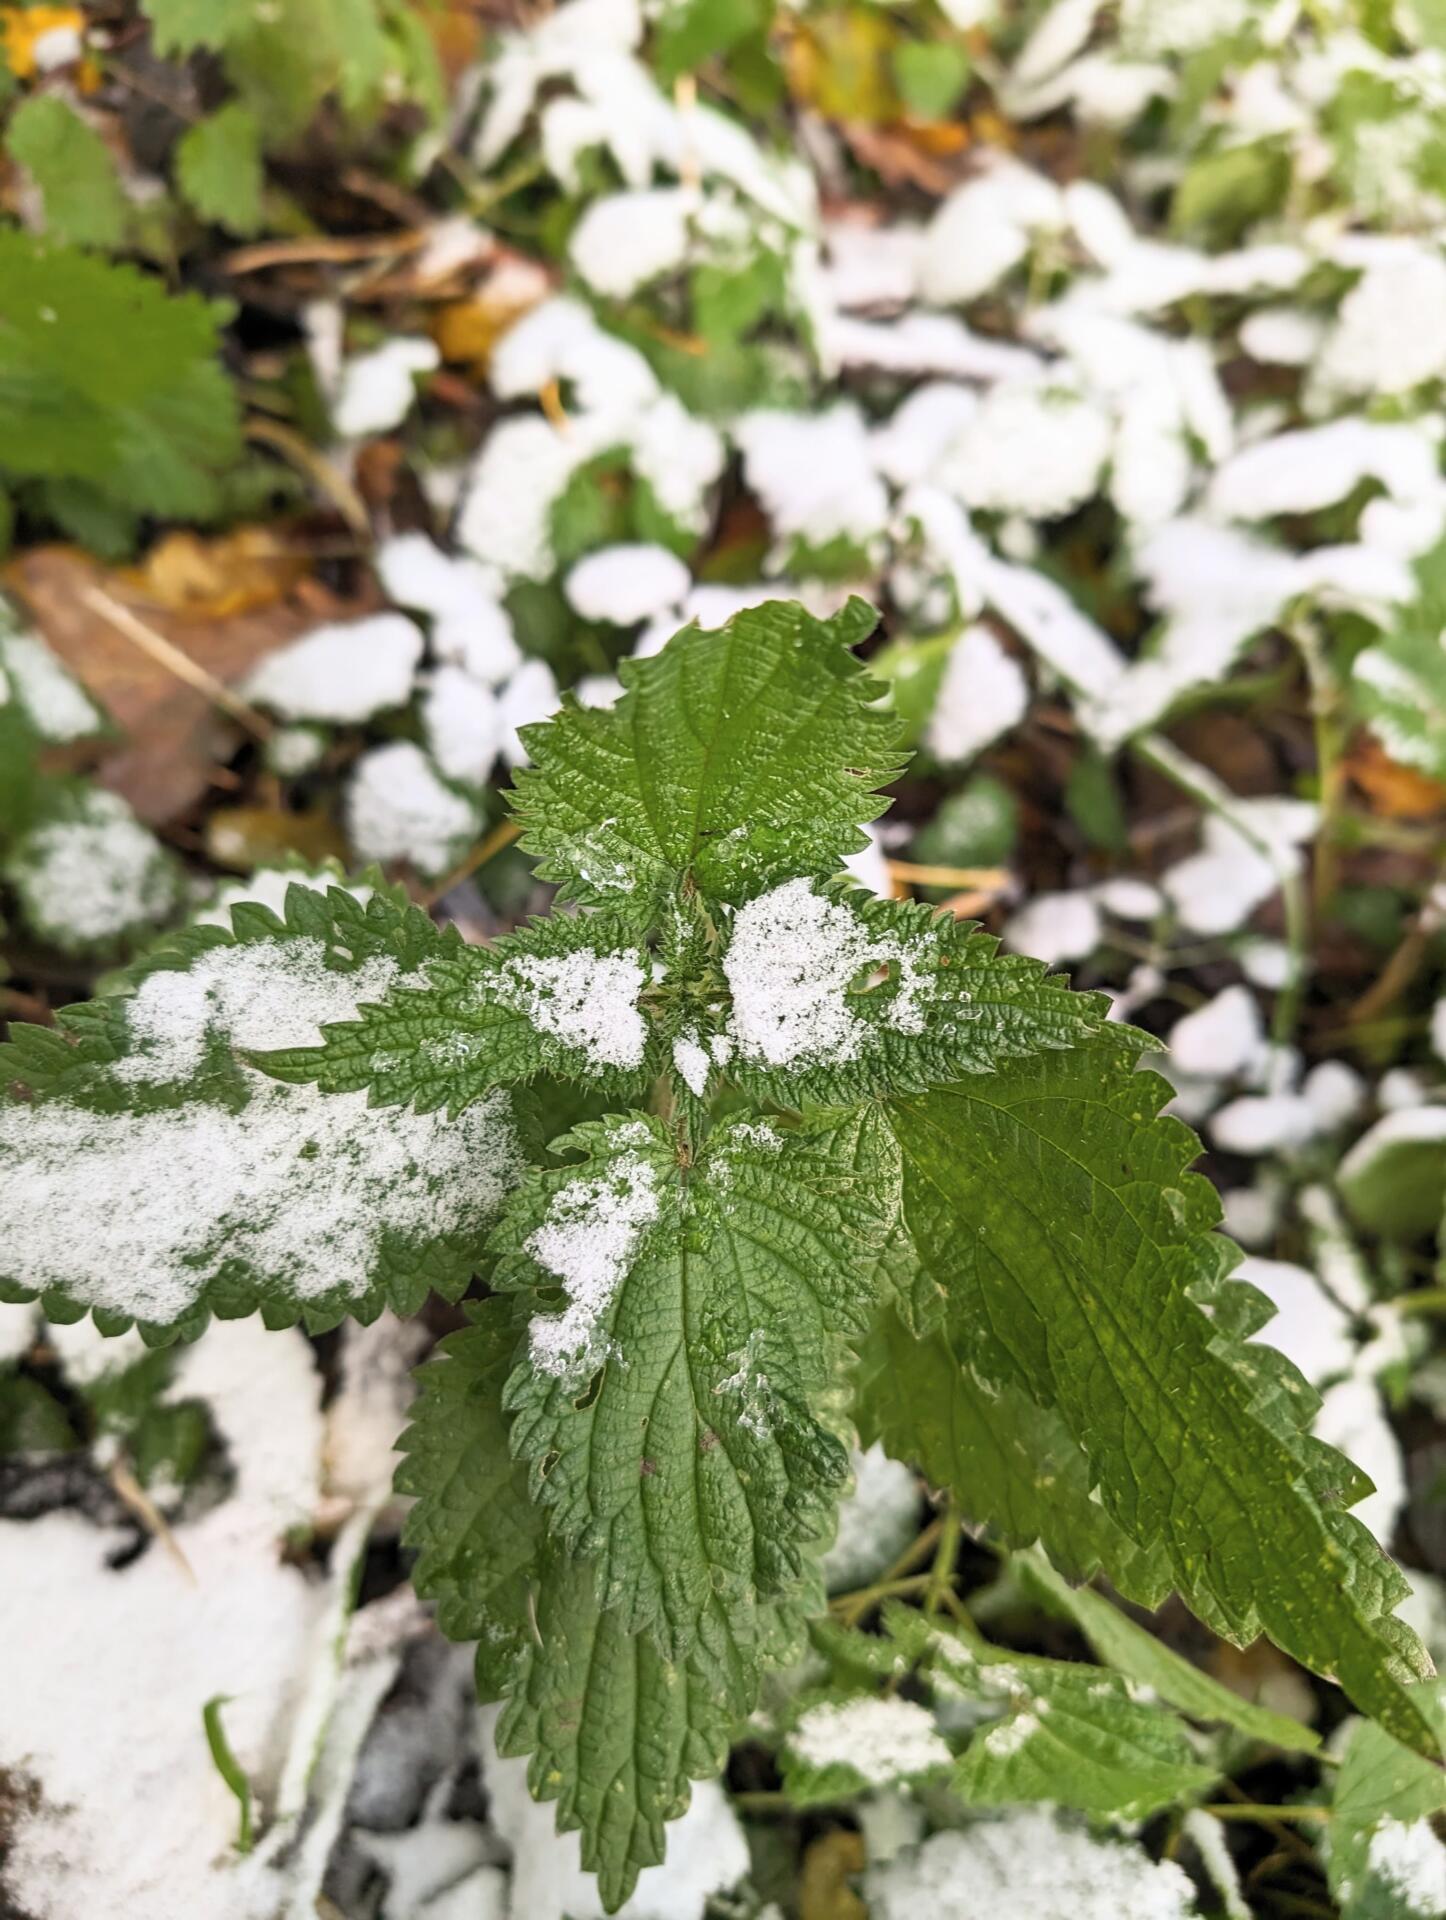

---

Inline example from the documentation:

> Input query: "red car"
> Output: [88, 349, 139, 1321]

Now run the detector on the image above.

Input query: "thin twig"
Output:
[423, 819, 524, 905]
[80, 587, 274, 741]
[108, 1457, 196, 1583]
[222, 230, 426, 274]
[887, 860, 1012, 890]
[244, 418, 372, 537]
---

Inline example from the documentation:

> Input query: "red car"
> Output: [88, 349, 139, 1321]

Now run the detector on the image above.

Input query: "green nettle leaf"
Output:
[511, 596, 904, 923]
[855, 1303, 1172, 1596]
[0, 883, 521, 1339]
[0, 232, 243, 520]
[888, 1607, 1219, 1820]
[884, 1043, 1437, 1755]
[176, 103, 266, 236]
[492, 1107, 891, 1652]
[1017, 1551, 1321, 1754]
[402, 1300, 808, 1909]
[719, 881, 1109, 1108]
[3, 595, 1439, 1913]
[6, 96, 130, 251]
[256, 910, 661, 1113]
[1328, 1687, 1446, 1918]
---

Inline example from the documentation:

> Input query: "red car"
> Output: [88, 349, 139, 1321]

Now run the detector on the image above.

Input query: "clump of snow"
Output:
[735, 405, 889, 548]
[1317, 250, 1446, 398]
[0, 1317, 329, 1920]
[672, 1029, 710, 1097]
[116, 936, 401, 1085]
[1169, 986, 1264, 1081]
[565, 543, 691, 625]
[1002, 890, 1101, 969]
[1239, 307, 1325, 367]
[793, 1697, 950, 1786]
[0, 1301, 35, 1367]
[498, 658, 561, 767]
[525, 1136, 662, 1377]
[1162, 799, 1317, 938]
[494, 946, 647, 1070]
[423, 665, 504, 786]
[1316, 1375, 1407, 1547]
[376, 533, 521, 686]
[347, 742, 482, 874]
[243, 614, 424, 724]
[1365, 1817, 1446, 1915]
[324, 1312, 431, 1510]
[570, 185, 694, 296]
[925, 626, 1029, 766]
[265, 725, 327, 777]
[332, 338, 440, 439]
[6, 789, 179, 948]
[866, 1810, 1200, 1919]
[1241, 1256, 1355, 1388]
[920, 161, 1063, 306]
[1094, 877, 1162, 922]
[0, 629, 100, 740]
[724, 879, 936, 1069]
[0, 1076, 520, 1327]
[935, 382, 1113, 520]
[824, 1444, 922, 1594]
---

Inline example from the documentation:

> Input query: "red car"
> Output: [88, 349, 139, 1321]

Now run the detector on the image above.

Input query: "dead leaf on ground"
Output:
[1346, 732, 1446, 820]
[799, 1828, 868, 1920]
[205, 805, 349, 873]
[6, 545, 378, 827]
[431, 257, 553, 374]
[839, 119, 972, 195]
[119, 527, 310, 621]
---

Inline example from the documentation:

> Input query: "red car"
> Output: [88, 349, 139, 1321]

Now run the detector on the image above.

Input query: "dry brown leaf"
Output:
[5, 545, 377, 826]
[119, 527, 310, 621]
[839, 119, 969, 195]
[1346, 732, 1446, 820]
[799, 1829, 868, 1920]
[432, 261, 552, 373]
[204, 805, 349, 873]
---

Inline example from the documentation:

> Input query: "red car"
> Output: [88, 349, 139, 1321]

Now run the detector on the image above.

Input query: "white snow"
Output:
[1162, 798, 1317, 938]
[1241, 1255, 1355, 1388]
[925, 625, 1029, 765]
[525, 1135, 662, 1377]
[45, 1314, 148, 1386]
[7, 789, 177, 948]
[498, 657, 561, 766]
[791, 1697, 951, 1785]
[347, 741, 482, 874]
[332, 338, 440, 439]
[1002, 890, 1101, 969]
[565, 543, 691, 625]
[494, 945, 648, 1070]
[0, 1076, 520, 1327]
[423, 664, 504, 785]
[866, 1810, 1201, 1919]
[1365, 1817, 1446, 1914]
[1168, 986, 1264, 1080]
[824, 1444, 922, 1595]
[1317, 250, 1446, 396]
[920, 162, 1063, 305]
[1315, 1375, 1407, 1547]
[672, 1029, 710, 1097]
[0, 1318, 330, 1920]
[570, 185, 694, 297]
[724, 879, 936, 1068]
[0, 630, 100, 740]
[114, 936, 402, 1086]
[935, 382, 1113, 520]
[376, 533, 522, 686]
[735, 405, 889, 548]
[242, 614, 424, 724]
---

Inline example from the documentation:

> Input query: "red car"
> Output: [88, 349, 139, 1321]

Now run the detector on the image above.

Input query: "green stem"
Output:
[1200, 1803, 1328, 1823]
[924, 1498, 962, 1617]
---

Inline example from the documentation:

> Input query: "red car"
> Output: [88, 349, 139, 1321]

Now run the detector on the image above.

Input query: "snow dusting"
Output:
[494, 945, 648, 1070]
[525, 1139, 662, 1378]
[791, 1697, 951, 1786]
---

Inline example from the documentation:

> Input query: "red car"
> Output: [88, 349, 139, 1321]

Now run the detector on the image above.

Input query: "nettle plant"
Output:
[1, 600, 1438, 1905]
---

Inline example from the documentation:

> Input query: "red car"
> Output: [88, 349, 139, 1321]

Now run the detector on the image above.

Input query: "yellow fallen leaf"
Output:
[121, 527, 310, 622]
[0, 5, 95, 85]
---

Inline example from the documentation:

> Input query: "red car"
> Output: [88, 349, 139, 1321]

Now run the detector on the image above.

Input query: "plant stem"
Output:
[924, 1498, 962, 1616]
[1201, 1803, 1328, 1823]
